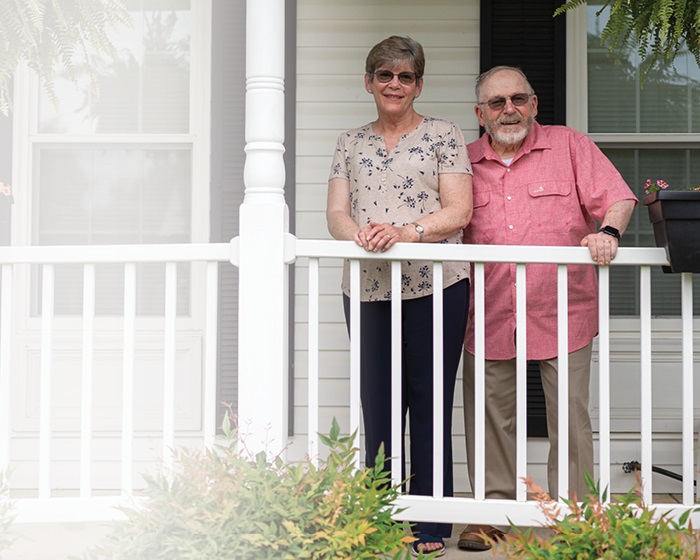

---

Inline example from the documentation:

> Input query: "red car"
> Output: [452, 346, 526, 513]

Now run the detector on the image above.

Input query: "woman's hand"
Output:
[326, 179, 409, 252]
[359, 222, 412, 252]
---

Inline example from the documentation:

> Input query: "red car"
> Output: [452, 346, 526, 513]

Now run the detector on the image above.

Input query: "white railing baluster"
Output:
[307, 258, 320, 464]
[121, 263, 136, 496]
[639, 265, 653, 503]
[597, 266, 611, 502]
[39, 264, 54, 499]
[163, 263, 177, 471]
[432, 262, 444, 499]
[473, 262, 485, 501]
[681, 273, 693, 505]
[557, 264, 569, 501]
[515, 263, 527, 502]
[80, 264, 95, 498]
[0, 244, 231, 522]
[204, 261, 219, 448]
[0, 265, 12, 474]
[349, 259, 361, 470]
[390, 260, 402, 486]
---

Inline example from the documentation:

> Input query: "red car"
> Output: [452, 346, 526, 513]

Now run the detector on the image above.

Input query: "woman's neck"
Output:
[373, 111, 422, 136]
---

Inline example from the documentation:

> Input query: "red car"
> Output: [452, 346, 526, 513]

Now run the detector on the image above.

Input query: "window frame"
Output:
[10, 0, 213, 332]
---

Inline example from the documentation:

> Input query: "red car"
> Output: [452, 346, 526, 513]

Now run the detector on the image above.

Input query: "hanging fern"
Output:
[0, 0, 132, 115]
[555, 0, 700, 81]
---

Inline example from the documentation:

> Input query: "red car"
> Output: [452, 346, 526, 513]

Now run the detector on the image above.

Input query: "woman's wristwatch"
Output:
[412, 222, 424, 242]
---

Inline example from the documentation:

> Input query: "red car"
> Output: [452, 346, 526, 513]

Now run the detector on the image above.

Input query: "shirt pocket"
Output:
[465, 191, 494, 243]
[473, 191, 490, 209]
[527, 181, 577, 233]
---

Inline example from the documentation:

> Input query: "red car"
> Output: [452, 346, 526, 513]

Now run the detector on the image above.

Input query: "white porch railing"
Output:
[294, 238, 699, 527]
[1, 239, 698, 529]
[0, 243, 230, 523]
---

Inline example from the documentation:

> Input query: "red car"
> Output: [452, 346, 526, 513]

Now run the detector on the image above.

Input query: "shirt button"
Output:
[506, 168, 511, 173]
[509, 224, 514, 229]
[507, 196, 512, 201]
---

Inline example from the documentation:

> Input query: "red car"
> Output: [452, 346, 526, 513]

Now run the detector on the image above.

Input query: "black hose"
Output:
[622, 460, 696, 486]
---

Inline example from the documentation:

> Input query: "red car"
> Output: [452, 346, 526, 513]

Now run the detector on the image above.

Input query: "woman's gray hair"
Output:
[475, 66, 534, 101]
[365, 36, 425, 78]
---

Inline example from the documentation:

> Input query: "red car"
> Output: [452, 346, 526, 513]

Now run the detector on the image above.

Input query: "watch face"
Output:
[415, 224, 424, 233]
[601, 225, 620, 240]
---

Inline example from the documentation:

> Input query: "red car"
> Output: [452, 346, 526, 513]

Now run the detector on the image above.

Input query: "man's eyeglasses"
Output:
[374, 70, 418, 85]
[478, 93, 533, 111]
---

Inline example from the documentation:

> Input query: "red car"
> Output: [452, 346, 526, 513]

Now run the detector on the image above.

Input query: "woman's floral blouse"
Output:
[330, 117, 472, 302]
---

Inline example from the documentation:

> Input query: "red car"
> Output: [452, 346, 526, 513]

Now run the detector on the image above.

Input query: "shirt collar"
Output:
[471, 121, 550, 164]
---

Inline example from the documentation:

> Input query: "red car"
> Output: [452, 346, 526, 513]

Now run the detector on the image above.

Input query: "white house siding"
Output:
[293, 0, 481, 492]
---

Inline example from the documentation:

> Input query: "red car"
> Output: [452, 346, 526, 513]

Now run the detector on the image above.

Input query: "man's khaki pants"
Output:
[463, 343, 594, 502]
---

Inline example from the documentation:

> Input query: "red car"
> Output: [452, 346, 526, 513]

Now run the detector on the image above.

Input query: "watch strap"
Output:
[599, 225, 621, 240]
[412, 222, 424, 242]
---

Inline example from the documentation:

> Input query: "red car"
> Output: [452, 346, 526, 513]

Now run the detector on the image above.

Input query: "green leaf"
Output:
[555, 0, 700, 84]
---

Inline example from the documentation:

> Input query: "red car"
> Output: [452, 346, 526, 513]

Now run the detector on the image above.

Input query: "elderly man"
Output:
[458, 66, 637, 552]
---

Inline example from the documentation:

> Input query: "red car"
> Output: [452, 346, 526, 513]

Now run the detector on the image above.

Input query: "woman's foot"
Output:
[410, 534, 446, 557]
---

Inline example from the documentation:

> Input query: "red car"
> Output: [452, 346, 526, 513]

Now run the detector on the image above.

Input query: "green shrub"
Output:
[83, 417, 428, 559]
[494, 474, 699, 559]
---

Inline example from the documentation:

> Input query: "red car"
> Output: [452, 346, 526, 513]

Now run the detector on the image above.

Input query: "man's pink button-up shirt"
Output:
[464, 122, 638, 360]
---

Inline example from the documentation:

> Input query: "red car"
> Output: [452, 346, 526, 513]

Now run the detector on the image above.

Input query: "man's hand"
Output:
[581, 232, 618, 265]
[580, 200, 636, 265]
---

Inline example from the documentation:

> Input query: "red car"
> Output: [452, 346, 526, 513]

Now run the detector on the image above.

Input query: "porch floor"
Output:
[2, 494, 686, 559]
[6, 523, 514, 559]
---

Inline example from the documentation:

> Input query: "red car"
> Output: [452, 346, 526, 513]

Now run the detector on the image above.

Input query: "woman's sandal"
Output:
[410, 533, 446, 557]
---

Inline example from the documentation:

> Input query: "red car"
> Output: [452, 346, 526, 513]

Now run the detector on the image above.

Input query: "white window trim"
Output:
[568, 4, 700, 145]
[566, 4, 588, 133]
[10, 0, 213, 333]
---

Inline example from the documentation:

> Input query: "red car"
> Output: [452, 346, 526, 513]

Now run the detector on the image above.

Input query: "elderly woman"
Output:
[326, 36, 473, 557]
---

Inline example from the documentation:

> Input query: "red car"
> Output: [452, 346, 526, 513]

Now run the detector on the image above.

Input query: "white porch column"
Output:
[237, 0, 290, 454]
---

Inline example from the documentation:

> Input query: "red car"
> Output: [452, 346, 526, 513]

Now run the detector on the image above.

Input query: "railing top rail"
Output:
[0, 238, 673, 268]
[293, 238, 671, 267]
[0, 243, 232, 264]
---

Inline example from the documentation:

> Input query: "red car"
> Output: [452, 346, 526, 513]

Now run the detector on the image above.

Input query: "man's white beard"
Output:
[486, 119, 532, 147]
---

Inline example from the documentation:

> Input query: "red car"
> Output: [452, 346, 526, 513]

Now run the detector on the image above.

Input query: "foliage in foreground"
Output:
[83, 416, 427, 559]
[0, 471, 16, 552]
[494, 473, 700, 559]
[555, 0, 700, 82]
[0, 0, 132, 114]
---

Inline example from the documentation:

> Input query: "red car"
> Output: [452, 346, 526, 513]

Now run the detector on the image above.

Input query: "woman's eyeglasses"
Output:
[478, 93, 533, 111]
[374, 70, 418, 85]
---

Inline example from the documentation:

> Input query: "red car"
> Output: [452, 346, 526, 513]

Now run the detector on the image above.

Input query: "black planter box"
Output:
[642, 190, 700, 273]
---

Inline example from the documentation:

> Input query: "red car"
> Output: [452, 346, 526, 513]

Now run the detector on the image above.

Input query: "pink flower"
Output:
[643, 178, 671, 195]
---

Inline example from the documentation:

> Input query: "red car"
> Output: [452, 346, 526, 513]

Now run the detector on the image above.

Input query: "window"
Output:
[585, 0, 700, 315]
[17, 0, 209, 317]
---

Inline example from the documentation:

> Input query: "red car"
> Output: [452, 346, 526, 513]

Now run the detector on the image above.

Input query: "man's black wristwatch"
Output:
[599, 225, 621, 241]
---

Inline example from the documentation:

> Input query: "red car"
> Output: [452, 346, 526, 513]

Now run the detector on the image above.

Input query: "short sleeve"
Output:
[329, 133, 350, 181]
[437, 122, 472, 175]
[571, 132, 637, 221]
